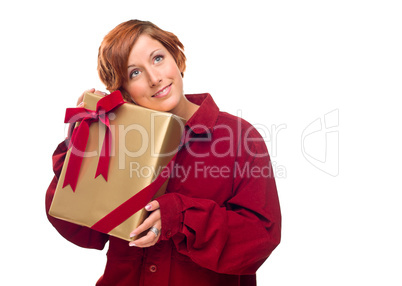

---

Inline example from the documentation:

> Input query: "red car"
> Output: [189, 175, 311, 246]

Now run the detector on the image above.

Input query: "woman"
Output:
[46, 20, 281, 286]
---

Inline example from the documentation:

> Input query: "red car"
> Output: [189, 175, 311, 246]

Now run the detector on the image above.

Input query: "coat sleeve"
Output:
[155, 126, 281, 275]
[45, 139, 109, 250]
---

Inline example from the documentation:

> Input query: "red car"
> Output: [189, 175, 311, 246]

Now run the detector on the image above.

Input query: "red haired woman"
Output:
[46, 20, 281, 286]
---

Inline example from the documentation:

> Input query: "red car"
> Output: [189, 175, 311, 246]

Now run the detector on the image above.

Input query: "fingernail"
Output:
[78, 102, 84, 107]
[129, 242, 136, 247]
[130, 233, 136, 238]
[145, 204, 151, 211]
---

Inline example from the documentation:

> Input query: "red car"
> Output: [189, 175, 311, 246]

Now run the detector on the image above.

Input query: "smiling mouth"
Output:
[152, 84, 172, 98]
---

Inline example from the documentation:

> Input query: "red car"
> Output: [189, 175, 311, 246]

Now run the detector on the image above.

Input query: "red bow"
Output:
[63, 91, 125, 191]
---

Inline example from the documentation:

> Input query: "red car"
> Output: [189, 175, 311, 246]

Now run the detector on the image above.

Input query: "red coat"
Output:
[46, 93, 281, 286]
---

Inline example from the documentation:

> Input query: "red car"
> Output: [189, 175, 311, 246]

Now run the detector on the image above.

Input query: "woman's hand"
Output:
[76, 88, 108, 107]
[129, 200, 161, 247]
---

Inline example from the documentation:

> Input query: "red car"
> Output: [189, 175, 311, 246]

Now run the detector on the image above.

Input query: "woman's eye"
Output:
[154, 55, 163, 63]
[130, 69, 141, 79]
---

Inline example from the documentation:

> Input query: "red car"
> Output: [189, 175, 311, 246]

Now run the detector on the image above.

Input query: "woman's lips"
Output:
[152, 84, 172, 98]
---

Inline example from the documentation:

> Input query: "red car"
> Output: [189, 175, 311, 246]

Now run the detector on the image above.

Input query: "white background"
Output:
[1, 0, 401, 285]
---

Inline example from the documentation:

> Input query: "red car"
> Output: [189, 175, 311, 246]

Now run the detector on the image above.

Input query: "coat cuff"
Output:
[155, 193, 183, 241]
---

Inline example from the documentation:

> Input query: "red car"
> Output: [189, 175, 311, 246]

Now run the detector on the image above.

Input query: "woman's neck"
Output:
[169, 96, 199, 121]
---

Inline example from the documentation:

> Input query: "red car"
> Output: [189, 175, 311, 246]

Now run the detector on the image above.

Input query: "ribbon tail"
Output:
[63, 121, 90, 191]
[95, 116, 111, 181]
[95, 135, 110, 181]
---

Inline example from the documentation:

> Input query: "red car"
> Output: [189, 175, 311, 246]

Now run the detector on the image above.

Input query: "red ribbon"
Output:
[63, 91, 125, 191]
[90, 152, 178, 234]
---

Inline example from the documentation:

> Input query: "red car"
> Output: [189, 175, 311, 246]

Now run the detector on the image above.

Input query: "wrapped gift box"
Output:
[49, 91, 185, 241]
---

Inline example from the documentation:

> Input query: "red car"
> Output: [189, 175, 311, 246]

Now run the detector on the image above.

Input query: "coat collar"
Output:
[184, 93, 220, 135]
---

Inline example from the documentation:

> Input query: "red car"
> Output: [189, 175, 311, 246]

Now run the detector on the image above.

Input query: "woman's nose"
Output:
[148, 69, 162, 86]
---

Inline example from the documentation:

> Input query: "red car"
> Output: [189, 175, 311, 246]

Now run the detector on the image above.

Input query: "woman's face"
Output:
[123, 34, 184, 113]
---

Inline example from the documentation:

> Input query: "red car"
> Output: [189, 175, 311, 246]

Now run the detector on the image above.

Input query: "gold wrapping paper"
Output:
[49, 92, 185, 241]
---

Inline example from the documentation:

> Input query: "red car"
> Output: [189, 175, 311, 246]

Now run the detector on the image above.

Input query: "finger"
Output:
[94, 90, 108, 96]
[145, 200, 160, 211]
[129, 231, 158, 247]
[129, 225, 161, 247]
[77, 88, 95, 106]
[129, 203, 160, 236]
[129, 210, 161, 238]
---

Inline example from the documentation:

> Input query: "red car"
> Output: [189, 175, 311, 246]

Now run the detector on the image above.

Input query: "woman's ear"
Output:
[178, 64, 185, 78]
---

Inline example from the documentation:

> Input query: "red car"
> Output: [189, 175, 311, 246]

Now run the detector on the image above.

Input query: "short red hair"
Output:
[97, 20, 186, 101]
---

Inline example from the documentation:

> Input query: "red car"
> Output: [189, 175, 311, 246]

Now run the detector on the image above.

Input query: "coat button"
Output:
[149, 265, 157, 273]
[166, 230, 172, 238]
